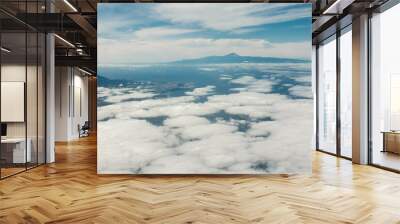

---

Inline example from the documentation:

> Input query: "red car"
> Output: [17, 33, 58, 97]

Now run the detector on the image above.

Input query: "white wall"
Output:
[1, 65, 40, 137]
[55, 66, 69, 141]
[1, 82, 25, 122]
[1, 63, 47, 164]
[71, 72, 89, 138]
[55, 67, 89, 141]
[1, 65, 26, 139]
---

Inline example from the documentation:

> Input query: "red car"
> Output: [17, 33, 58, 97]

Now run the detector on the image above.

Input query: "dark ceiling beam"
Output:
[0, 18, 27, 31]
[323, 0, 356, 14]
[311, 0, 378, 41]
[12, 13, 84, 32]
[312, 15, 336, 34]
[67, 13, 97, 46]
[0, 8, 38, 31]
[57, 0, 97, 46]
[103, 0, 247, 1]
[5, 12, 96, 47]
[312, 14, 352, 44]
[86, 0, 97, 11]
[55, 55, 96, 72]
[56, 47, 97, 57]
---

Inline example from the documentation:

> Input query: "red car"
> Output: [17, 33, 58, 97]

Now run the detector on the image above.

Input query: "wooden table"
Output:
[1, 138, 31, 164]
[381, 131, 400, 154]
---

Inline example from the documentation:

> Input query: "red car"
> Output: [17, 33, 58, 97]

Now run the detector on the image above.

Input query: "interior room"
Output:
[0, 0, 400, 223]
[0, 18, 46, 178]
[370, 2, 400, 171]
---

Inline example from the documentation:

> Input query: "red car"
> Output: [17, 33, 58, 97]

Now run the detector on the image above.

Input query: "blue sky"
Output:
[98, 3, 311, 65]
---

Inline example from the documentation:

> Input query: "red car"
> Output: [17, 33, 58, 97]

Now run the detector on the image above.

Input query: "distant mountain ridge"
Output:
[169, 53, 309, 64]
[98, 75, 124, 87]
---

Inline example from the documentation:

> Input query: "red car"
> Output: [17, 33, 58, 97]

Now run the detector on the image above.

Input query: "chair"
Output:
[79, 121, 90, 138]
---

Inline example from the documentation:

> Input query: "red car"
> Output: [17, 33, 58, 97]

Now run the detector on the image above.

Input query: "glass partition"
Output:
[371, 3, 400, 171]
[317, 35, 337, 154]
[0, 1, 46, 179]
[1, 31, 28, 177]
[27, 30, 38, 169]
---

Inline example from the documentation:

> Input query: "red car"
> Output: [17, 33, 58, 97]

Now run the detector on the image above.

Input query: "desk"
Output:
[1, 138, 31, 163]
[382, 131, 400, 154]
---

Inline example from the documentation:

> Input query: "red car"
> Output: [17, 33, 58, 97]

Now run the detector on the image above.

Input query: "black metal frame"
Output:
[367, 10, 373, 166]
[315, 44, 319, 151]
[336, 24, 341, 157]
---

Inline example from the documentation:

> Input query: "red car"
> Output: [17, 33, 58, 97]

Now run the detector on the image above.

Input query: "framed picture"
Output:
[97, 3, 312, 174]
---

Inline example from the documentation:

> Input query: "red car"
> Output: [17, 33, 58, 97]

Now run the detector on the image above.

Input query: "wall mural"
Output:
[97, 3, 313, 174]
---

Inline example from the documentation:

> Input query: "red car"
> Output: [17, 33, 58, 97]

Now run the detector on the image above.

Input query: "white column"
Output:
[46, 32, 55, 163]
[352, 14, 369, 164]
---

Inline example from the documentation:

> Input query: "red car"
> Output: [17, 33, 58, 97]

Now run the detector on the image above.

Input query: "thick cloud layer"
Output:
[98, 74, 313, 174]
[185, 85, 216, 96]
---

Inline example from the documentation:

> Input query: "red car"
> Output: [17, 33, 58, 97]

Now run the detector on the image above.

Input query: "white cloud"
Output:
[104, 93, 155, 103]
[247, 121, 272, 137]
[98, 119, 180, 173]
[98, 15, 137, 39]
[225, 105, 272, 119]
[219, 75, 232, 80]
[248, 80, 274, 93]
[154, 4, 309, 31]
[97, 4, 313, 174]
[230, 87, 248, 92]
[198, 67, 218, 72]
[230, 75, 276, 93]
[98, 87, 131, 98]
[179, 123, 238, 140]
[293, 75, 311, 83]
[133, 27, 198, 40]
[141, 154, 216, 174]
[289, 85, 313, 98]
[98, 75, 313, 174]
[185, 85, 215, 96]
[99, 90, 287, 121]
[98, 38, 310, 64]
[98, 95, 195, 121]
[100, 87, 157, 103]
[208, 91, 285, 107]
[98, 90, 313, 174]
[164, 116, 209, 128]
[230, 75, 257, 85]
[98, 4, 311, 64]
[127, 102, 223, 118]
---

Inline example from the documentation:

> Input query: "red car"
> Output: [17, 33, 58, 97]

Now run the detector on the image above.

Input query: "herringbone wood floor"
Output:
[1, 135, 400, 224]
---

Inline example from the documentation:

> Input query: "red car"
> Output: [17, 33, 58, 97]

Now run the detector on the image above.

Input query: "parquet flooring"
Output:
[0, 167, 26, 178]
[1, 135, 400, 223]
